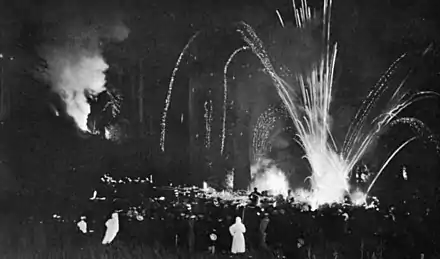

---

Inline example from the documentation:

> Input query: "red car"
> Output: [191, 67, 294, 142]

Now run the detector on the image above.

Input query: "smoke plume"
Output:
[39, 19, 129, 132]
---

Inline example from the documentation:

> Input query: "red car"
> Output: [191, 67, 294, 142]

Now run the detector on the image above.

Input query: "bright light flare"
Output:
[239, 0, 437, 209]
[350, 189, 367, 206]
[250, 158, 290, 197]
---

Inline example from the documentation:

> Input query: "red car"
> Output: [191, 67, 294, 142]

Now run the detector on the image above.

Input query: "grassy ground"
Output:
[0, 215, 418, 259]
[1, 242, 276, 259]
[0, 233, 387, 259]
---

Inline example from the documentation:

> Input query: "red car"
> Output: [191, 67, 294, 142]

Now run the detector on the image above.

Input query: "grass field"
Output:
[0, 222, 386, 259]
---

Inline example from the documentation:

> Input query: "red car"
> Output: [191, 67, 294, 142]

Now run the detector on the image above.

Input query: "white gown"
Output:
[102, 212, 119, 245]
[77, 219, 87, 234]
[229, 217, 246, 254]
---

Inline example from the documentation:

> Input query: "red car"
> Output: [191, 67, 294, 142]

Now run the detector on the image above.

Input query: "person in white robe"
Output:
[77, 216, 87, 234]
[102, 212, 119, 245]
[229, 216, 246, 254]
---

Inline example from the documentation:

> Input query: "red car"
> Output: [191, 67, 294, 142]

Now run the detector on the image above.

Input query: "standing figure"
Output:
[208, 229, 217, 254]
[75, 215, 90, 247]
[259, 214, 270, 250]
[77, 216, 88, 234]
[102, 211, 120, 245]
[229, 216, 246, 254]
[188, 215, 196, 252]
[249, 188, 261, 206]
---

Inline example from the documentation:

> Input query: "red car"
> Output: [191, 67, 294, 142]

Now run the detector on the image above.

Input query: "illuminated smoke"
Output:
[250, 157, 290, 197]
[225, 169, 234, 190]
[39, 20, 129, 132]
[42, 49, 108, 131]
[159, 0, 439, 209]
[236, 0, 438, 207]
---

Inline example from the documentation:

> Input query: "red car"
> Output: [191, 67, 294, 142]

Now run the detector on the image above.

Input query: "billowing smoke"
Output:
[39, 19, 129, 132]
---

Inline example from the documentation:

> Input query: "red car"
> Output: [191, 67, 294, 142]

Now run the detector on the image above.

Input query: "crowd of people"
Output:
[65, 184, 439, 259]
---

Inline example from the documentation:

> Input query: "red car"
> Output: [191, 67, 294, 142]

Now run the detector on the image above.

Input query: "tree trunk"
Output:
[138, 60, 144, 137]
[0, 65, 3, 120]
[0, 65, 6, 121]
[131, 71, 136, 113]
[232, 87, 251, 190]
[232, 119, 251, 190]
[0, 30, 3, 120]
[188, 78, 196, 182]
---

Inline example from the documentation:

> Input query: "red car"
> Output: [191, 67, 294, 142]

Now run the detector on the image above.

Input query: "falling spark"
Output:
[204, 97, 213, 149]
[161, 32, 201, 152]
[276, 10, 285, 28]
[343, 54, 407, 157]
[390, 117, 432, 137]
[222, 46, 249, 155]
[160, 0, 439, 208]
[235, 0, 437, 207]
[252, 106, 289, 160]
[366, 137, 417, 195]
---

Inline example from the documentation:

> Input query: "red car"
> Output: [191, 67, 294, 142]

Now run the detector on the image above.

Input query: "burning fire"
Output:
[250, 158, 290, 197]
[39, 20, 129, 133]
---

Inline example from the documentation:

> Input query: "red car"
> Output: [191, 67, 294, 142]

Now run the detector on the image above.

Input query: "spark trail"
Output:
[252, 106, 290, 159]
[222, 46, 250, 155]
[235, 0, 439, 207]
[161, 0, 439, 208]
[161, 32, 201, 152]
[366, 136, 417, 195]
[204, 93, 214, 149]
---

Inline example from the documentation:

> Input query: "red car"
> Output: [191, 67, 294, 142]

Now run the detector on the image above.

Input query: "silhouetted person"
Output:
[259, 214, 270, 250]
[188, 215, 196, 252]
[208, 229, 217, 254]
[250, 187, 261, 196]
[249, 188, 261, 205]
[287, 189, 294, 202]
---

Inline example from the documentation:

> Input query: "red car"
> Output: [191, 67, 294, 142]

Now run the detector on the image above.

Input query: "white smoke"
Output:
[249, 157, 290, 197]
[39, 20, 129, 132]
[43, 49, 108, 131]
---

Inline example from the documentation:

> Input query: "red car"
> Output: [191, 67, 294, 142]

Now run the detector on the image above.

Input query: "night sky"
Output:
[0, 0, 439, 213]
